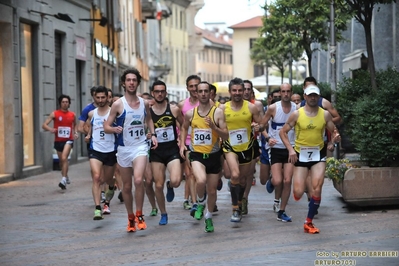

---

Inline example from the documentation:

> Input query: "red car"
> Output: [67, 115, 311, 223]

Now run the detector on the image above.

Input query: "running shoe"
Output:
[304, 222, 320, 234]
[194, 204, 205, 220]
[213, 205, 218, 212]
[183, 200, 192, 210]
[217, 179, 223, 191]
[118, 191, 124, 203]
[241, 198, 248, 215]
[227, 180, 231, 192]
[101, 191, 106, 203]
[102, 204, 111, 215]
[93, 209, 103, 220]
[166, 180, 175, 202]
[204, 218, 214, 233]
[58, 178, 66, 190]
[190, 203, 198, 217]
[136, 215, 147, 230]
[277, 211, 292, 222]
[159, 213, 168, 225]
[105, 189, 115, 202]
[66, 177, 70, 184]
[127, 219, 136, 232]
[266, 178, 274, 193]
[273, 202, 280, 213]
[230, 208, 242, 223]
[252, 176, 256, 186]
[150, 208, 158, 216]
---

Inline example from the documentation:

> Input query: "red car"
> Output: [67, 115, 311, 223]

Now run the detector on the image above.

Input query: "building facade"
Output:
[312, 3, 398, 83]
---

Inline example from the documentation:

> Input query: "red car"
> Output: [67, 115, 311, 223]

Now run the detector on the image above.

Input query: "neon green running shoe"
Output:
[241, 197, 248, 215]
[93, 209, 103, 220]
[150, 208, 158, 216]
[105, 189, 115, 202]
[204, 218, 214, 233]
[194, 204, 205, 220]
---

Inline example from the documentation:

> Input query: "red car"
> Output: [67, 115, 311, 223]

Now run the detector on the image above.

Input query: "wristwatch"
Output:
[265, 137, 270, 142]
[151, 133, 157, 137]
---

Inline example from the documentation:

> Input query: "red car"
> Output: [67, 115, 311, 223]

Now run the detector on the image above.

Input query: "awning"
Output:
[342, 49, 368, 73]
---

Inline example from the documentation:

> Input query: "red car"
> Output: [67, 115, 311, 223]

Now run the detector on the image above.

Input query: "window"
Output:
[249, 38, 257, 49]
[20, 23, 35, 166]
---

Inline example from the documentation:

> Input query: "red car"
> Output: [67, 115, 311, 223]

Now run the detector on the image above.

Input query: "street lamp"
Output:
[28, 9, 75, 23]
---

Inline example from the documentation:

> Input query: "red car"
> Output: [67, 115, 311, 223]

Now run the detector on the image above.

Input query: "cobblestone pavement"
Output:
[0, 161, 398, 266]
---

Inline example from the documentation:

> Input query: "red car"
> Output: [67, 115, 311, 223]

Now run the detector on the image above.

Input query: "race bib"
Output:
[229, 128, 248, 146]
[193, 128, 212, 145]
[155, 126, 175, 143]
[58, 126, 71, 138]
[299, 146, 320, 162]
[127, 124, 145, 140]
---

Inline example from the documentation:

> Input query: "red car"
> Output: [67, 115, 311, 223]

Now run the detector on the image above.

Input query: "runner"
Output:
[42, 94, 78, 189]
[279, 85, 341, 233]
[85, 86, 116, 220]
[104, 68, 158, 232]
[149, 80, 184, 225]
[179, 81, 228, 232]
[219, 78, 263, 222]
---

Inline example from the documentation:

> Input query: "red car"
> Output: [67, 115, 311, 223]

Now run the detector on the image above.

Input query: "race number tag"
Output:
[58, 126, 71, 138]
[155, 126, 175, 143]
[193, 128, 212, 145]
[229, 128, 248, 146]
[299, 146, 320, 162]
[127, 124, 145, 140]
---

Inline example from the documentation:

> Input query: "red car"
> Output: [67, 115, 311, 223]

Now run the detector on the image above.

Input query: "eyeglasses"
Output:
[153, 90, 166, 94]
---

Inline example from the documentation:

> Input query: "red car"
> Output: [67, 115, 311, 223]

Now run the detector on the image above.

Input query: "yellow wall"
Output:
[232, 28, 259, 79]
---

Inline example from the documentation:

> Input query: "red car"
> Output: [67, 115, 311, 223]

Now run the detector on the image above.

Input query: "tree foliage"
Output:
[256, 0, 351, 76]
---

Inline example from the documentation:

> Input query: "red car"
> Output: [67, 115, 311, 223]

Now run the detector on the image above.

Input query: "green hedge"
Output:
[336, 68, 399, 167]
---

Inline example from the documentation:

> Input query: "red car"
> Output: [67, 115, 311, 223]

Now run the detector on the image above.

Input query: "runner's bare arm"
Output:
[42, 112, 56, 133]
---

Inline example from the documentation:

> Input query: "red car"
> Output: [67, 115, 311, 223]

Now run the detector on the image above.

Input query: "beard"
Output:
[155, 99, 165, 104]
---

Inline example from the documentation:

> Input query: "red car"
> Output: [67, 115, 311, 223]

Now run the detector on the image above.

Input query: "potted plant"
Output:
[325, 158, 358, 193]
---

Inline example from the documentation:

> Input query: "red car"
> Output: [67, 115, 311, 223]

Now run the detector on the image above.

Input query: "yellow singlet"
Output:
[294, 107, 326, 153]
[214, 101, 220, 108]
[223, 100, 253, 152]
[190, 106, 220, 154]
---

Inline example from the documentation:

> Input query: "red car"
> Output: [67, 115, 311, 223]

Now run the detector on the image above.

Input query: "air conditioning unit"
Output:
[115, 20, 124, 32]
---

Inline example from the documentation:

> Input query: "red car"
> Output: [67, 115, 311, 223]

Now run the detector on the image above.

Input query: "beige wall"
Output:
[196, 48, 233, 83]
[232, 28, 259, 79]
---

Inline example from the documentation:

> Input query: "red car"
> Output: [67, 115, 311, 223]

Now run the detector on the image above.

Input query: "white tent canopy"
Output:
[250, 75, 301, 91]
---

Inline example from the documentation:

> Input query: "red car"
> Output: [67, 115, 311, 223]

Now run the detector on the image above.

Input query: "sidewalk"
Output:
[0, 161, 398, 266]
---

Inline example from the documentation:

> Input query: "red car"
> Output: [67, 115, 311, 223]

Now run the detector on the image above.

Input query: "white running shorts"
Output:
[116, 144, 148, 168]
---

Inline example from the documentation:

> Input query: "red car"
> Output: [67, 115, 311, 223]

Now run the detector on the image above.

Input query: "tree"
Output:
[344, 0, 396, 91]
[258, 0, 351, 76]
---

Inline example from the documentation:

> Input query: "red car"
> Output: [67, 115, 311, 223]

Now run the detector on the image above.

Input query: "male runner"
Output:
[280, 85, 340, 233]
[42, 94, 78, 189]
[149, 80, 184, 225]
[104, 68, 158, 232]
[179, 82, 228, 232]
[220, 78, 263, 222]
[85, 86, 116, 220]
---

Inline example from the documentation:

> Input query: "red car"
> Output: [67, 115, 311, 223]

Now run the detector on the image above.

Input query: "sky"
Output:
[195, 0, 266, 30]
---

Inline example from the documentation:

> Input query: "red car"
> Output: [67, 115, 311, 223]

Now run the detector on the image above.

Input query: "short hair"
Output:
[209, 83, 217, 94]
[169, 101, 178, 105]
[58, 94, 71, 105]
[95, 86, 108, 96]
[141, 92, 151, 98]
[121, 68, 142, 84]
[197, 81, 210, 90]
[107, 88, 113, 97]
[113, 93, 123, 98]
[243, 80, 253, 90]
[271, 89, 280, 97]
[228, 77, 244, 91]
[186, 75, 201, 86]
[151, 80, 167, 91]
[90, 86, 97, 97]
[303, 76, 317, 86]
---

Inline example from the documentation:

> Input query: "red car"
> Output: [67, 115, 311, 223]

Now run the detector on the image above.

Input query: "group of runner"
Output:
[42, 68, 341, 234]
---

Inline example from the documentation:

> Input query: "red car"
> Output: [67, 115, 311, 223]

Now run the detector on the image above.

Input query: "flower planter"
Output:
[333, 167, 399, 206]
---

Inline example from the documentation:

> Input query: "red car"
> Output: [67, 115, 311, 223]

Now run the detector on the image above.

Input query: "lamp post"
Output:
[330, 0, 338, 159]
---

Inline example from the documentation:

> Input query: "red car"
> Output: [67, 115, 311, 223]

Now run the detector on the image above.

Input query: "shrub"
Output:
[336, 68, 399, 167]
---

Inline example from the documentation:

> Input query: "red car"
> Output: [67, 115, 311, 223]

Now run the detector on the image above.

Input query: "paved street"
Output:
[0, 161, 398, 266]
